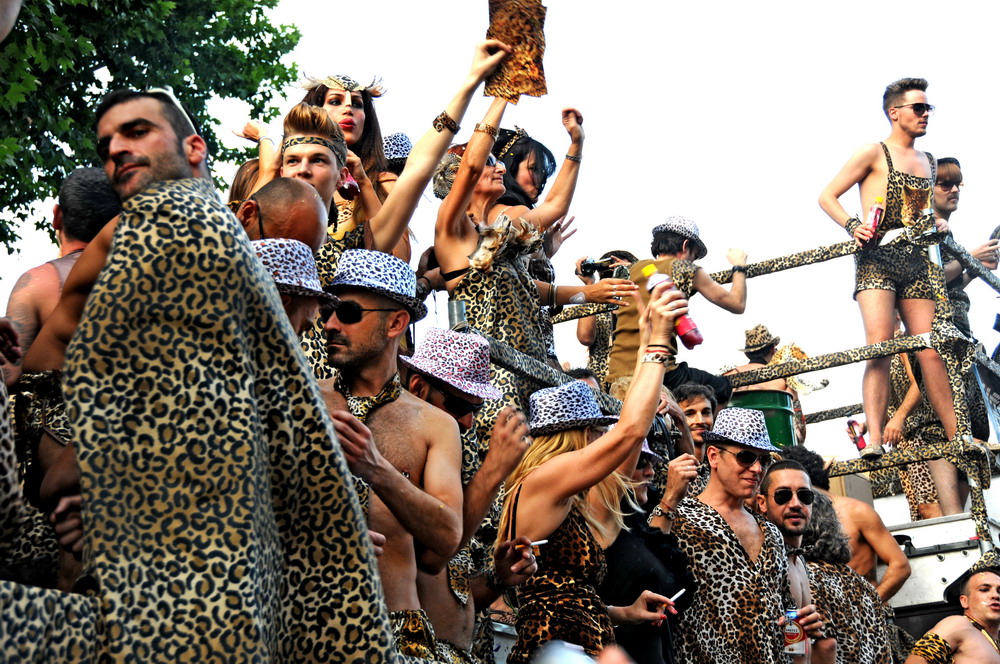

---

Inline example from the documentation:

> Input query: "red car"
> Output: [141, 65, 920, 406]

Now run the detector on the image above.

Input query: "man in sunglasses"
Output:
[757, 460, 833, 663]
[819, 78, 961, 475]
[319, 248, 465, 659]
[649, 407, 822, 663]
[400, 327, 538, 661]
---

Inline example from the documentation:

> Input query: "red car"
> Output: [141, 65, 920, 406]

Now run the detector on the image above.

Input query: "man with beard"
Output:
[2, 87, 398, 661]
[673, 382, 717, 495]
[320, 249, 463, 660]
[758, 460, 836, 664]
[907, 563, 1000, 663]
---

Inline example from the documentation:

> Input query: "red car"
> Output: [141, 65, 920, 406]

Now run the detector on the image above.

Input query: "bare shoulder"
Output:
[397, 390, 460, 439]
[928, 615, 974, 643]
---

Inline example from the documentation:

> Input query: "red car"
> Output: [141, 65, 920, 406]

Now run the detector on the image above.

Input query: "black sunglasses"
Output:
[772, 487, 815, 506]
[936, 180, 963, 191]
[717, 446, 773, 469]
[319, 299, 400, 325]
[426, 376, 484, 418]
[893, 102, 934, 116]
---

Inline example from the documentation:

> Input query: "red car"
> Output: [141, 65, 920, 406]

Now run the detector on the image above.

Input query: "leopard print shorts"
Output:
[854, 239, 937, 300]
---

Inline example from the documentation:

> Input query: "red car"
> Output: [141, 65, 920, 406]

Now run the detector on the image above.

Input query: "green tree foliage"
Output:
[0, 0, 300, 253]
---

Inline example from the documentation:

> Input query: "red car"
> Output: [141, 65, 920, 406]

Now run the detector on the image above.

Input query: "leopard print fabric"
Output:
[586, 310, 614, 385]
[853, 144, 937, 299]
[0, 381, 58, 582]
[507, 504, 612, 662]
[805, 559, 893, 664]
[389, 609, 441, 661]
[300, 220, 370, 380]
[50, 177, 395, 661]
[453, 217, 548, 453]
[909, 632, 953, 664]
[672, 497, 791, 664]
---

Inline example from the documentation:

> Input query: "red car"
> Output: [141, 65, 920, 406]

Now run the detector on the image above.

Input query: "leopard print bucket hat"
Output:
[700, 407, 779, 452]
[252, 238, 337, 302]
[528, 380, 618, 436]
[399, 328, 502, 400]
[329, 248, 427, 321]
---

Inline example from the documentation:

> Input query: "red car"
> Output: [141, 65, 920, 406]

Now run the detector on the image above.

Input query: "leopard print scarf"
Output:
[335, 372, 402, 422]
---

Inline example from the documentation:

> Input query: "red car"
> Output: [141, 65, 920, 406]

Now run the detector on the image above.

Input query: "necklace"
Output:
[966, 614, 1000, 653]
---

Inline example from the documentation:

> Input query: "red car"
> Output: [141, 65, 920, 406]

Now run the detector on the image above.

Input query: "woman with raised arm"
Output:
[488, 111, 584, 230]
[496, 284, 688, 661]
[300, 75, 412, 260]
[431, 101, 635, 430]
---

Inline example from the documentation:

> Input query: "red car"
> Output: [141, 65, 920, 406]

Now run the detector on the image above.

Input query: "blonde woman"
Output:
[497, 284, 687, 661]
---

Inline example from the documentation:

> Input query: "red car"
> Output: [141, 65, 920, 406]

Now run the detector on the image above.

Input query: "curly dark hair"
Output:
[778, 445, 830, 491]
[803, 491, 852, 564]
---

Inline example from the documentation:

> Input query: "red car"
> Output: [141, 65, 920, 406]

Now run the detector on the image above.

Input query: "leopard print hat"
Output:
[252, 238, 337, 302]
[528, 380, 618, 436]
[329, 249, 428, 320]
[652, 216, 708, 260]
[700, 407, 779, 452]
[399, 328, 502, 400]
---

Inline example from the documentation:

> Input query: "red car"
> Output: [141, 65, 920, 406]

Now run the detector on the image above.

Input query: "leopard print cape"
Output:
[0, 178, 397, 662]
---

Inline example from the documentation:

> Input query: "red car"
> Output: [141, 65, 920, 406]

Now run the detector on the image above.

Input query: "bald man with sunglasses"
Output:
[650, 408, 822, 664]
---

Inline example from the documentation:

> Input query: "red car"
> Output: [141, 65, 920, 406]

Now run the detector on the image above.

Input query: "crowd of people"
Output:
[0, 35, 999, 664]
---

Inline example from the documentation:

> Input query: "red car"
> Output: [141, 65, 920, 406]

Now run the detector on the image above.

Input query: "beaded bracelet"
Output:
[432, 111, 460, 134]
[565, 153, 582, 163]
[475, 123, 500, 140]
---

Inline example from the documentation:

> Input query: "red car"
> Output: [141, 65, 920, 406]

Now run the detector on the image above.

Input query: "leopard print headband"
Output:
[282, 135, 347, 164]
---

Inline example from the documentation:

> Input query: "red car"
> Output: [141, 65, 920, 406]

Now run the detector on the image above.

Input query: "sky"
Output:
[2, 0, 999, 466]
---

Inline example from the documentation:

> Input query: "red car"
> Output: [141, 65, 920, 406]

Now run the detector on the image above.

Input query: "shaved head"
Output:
[237, 177, 328, 252]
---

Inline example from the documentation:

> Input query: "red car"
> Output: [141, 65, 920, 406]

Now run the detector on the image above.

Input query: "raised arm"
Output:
[369, 40, 511, 254]
[858, 502, 911, 601]
[435, 96, 509, 249]
[499, 108, 585, 232]
[528, 286, 687, 502]
[819, 143, 881, 247]
[691, 248, 748, 313]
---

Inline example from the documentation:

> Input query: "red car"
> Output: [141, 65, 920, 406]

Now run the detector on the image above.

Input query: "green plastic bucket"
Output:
[729, 389, 795, 448]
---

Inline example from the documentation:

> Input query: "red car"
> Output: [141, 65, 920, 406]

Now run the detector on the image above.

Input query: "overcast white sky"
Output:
[3, 0, 999, 462]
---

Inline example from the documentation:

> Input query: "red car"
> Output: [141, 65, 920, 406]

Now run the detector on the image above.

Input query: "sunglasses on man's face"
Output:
[772, 487, 815, 506]
[319, 299, 401, 325]
[425, 377, 484, 418]
[717, 446, 773, 469]
[893, 102, 935, 116]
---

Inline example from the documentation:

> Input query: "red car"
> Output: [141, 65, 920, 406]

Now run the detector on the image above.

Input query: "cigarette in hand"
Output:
[669, 588, 686, 603]
[515, 539, 548, 550]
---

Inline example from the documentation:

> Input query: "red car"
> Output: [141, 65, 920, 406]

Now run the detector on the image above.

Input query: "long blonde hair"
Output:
[496, 427, 636, 548]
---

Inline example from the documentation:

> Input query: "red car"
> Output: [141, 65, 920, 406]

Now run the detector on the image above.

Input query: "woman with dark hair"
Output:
[497, 284, 688, 661]
[432, 98, 634, 442]
[488, 111, 585, 230]
[300, 75, 411, 260]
